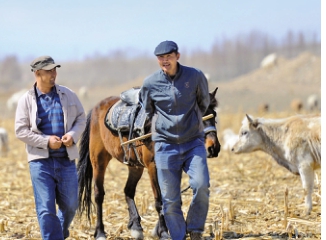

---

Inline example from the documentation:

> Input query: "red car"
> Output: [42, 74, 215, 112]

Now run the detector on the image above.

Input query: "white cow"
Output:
[232, 114, 321, 214]
[260, 53, 277, 69]
[221, 128, 238, 151]
[78, 86, 88, 100]
[0, 127, 9, 157]
[7, 89, 28, 112]
[306, 94, 319, 112]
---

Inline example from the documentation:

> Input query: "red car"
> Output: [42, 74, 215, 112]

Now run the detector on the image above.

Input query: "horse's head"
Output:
[203, 87, 220, 158]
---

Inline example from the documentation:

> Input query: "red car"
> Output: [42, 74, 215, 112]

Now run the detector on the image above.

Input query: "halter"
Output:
[204, 125, 217, 134]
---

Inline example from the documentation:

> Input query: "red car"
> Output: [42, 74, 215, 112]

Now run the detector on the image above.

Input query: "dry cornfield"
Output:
[0, 110, 321, 240]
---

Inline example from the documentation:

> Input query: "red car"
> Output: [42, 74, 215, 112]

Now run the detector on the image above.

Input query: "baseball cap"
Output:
[154, 41, 178, 56]
[30, 56, 61, 72]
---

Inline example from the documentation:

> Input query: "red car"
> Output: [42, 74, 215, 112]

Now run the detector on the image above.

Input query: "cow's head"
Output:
[231, 114, 263, 154]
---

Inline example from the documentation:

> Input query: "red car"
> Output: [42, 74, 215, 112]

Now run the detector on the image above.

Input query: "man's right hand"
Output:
[48, 136, 62, 149]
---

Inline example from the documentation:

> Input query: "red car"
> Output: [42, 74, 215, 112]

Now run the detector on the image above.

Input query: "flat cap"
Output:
[154, 40, 178, 56]
[30, 56, 61, 72]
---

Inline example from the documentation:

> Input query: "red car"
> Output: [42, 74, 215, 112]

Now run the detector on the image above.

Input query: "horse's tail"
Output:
[77, 109, 94, 222]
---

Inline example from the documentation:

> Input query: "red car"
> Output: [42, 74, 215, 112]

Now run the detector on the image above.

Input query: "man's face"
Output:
[36, 67, 57, 87]
[157, 52, 180, 76]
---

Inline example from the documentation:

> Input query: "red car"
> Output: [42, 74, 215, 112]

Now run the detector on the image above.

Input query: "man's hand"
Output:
[48, 136, 62, 149]
[61, 134, 74, 147]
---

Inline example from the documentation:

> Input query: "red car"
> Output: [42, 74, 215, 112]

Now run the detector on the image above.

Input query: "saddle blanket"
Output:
[105, 87, 147, 136]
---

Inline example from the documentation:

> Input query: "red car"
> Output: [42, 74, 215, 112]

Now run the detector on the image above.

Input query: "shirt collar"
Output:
[35, 86, 56, 97]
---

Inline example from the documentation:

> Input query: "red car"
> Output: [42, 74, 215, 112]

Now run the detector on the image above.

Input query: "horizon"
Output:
[0, 0, 321, 62]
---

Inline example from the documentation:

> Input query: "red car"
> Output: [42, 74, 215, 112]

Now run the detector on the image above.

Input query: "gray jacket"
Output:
[15, 84, 86, 162]
[140, 63, 209, 144]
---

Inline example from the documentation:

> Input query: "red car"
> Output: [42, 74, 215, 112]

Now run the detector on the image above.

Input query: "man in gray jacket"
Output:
[15, 56, 86, 240]
[139, 41, 210, 240]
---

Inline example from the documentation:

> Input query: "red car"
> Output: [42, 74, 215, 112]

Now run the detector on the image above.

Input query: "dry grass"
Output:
[0, 110, 321, 240]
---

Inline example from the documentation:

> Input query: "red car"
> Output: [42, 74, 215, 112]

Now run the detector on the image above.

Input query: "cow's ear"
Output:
[246, 114, 253, 123]
[246, 114, 259, 128]
[252, 120, 259, 128]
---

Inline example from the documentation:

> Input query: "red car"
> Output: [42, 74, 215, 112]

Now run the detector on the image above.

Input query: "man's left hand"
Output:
[61, 134, 74, 147]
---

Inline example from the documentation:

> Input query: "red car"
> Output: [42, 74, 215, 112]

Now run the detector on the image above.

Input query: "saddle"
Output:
[105, 87, 147, 138]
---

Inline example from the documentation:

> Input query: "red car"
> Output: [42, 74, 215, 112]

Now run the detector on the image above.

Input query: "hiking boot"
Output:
[190, 232, 202, 240]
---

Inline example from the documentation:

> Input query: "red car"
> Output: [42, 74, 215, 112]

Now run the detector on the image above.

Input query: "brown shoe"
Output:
[190, 232, 202, 240]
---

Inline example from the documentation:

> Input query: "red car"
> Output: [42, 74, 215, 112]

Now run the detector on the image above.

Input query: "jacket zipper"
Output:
[171, 79, 180, 143]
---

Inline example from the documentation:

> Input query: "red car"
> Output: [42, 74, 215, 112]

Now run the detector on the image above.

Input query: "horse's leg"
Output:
[125, 166, 145, 239]
[146, 160, 170, 239]
[92, 151, 111, 240]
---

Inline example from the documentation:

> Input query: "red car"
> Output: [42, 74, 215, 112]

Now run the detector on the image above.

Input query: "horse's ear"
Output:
[211, 87, 218, 97]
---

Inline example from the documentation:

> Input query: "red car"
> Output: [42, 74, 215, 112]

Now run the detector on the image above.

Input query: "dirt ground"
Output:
[0, 110, 321, 240]
[0, 51, 321, 239]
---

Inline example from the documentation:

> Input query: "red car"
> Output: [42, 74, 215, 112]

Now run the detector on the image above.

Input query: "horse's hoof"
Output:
[130, 229, 144, 239]
[96, 237, 106, 240]
[151, 224, 170, 239]
[95, 232, 106, 240]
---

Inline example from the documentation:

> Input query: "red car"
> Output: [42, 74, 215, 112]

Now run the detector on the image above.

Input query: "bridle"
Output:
[204, 125, 217, 134]
[203, 110, 217, 135]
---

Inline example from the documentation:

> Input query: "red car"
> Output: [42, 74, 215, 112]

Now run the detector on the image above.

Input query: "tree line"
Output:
[0, 30, 320, 91]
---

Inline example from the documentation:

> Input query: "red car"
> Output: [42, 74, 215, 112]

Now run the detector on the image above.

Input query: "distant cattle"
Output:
[204, 73, 211, 81]
[260, 53, 277, 69]
[290, 99, 303, 112]
[0, 127, 9, 157]
[306, 94, 319, 112]
[232, 114, 321, 214]
[221, 128, 238, 151]
[7, 89, 28, 112]
[257, 103, 269, 113]
[78, 86, 88, 100]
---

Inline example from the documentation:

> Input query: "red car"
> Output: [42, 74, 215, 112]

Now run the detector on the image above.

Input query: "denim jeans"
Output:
[154, 138, 210, 240]
[29, 157, 78, 240]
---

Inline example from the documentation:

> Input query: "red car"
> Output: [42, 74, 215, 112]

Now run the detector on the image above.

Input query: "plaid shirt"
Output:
[36, 87, 67, 158]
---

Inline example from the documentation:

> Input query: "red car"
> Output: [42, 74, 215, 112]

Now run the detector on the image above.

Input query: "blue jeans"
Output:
[154, 138, 210, 240]
[29, 157, 78, 240]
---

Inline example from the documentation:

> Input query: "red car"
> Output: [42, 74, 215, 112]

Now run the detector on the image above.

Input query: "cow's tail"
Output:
[77, 110, 94, 222]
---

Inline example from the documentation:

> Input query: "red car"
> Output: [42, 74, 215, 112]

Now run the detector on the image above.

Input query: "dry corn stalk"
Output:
[284, 187, 288, 229]
[228, 197, 234, 223]
[219, 204, 225, 236]
[114, 223, 124, 236]
[0, 219, 5, 232]
[141, 195, 148, 215]
[214, 230, 221, 240]
[208, 224, 213, 235]
[25, 222, 34, 236]
[287, 217, 321, 226]
[106, 205, 112, 214]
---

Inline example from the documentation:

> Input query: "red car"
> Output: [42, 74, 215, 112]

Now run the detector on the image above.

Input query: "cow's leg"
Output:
[125, 166, 145, 239]
[298, 160, 315, 215]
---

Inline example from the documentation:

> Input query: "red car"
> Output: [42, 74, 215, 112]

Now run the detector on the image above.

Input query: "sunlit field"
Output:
[0, 108, 321, 239]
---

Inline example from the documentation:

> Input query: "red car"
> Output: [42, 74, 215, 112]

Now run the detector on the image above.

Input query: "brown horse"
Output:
[77, 87, 220, 240]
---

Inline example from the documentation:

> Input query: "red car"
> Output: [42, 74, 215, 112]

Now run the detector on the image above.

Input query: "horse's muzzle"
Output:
[206, 134, 221, 158]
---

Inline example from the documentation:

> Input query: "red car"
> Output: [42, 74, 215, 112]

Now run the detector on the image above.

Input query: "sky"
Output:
[0, 0, 321, 62]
